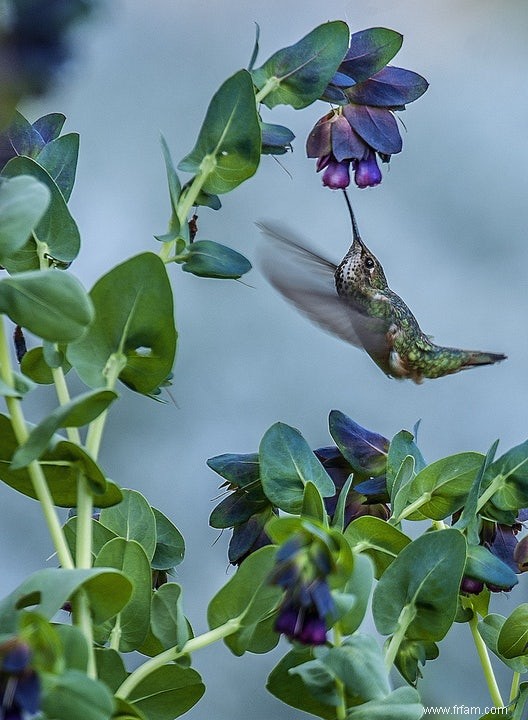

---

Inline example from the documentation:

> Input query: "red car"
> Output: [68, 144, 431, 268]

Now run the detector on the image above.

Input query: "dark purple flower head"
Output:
[270, 531, 337, 646]
[0, 639, 41, 717]
[460, 576, 485, 595]
[321, 155, 350, 190]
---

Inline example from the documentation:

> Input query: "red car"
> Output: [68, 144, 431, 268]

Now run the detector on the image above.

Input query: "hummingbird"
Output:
[258, 192, 506, 383]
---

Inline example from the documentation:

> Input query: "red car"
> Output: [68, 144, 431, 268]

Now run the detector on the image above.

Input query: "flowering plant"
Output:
[0, 9, 526, 720]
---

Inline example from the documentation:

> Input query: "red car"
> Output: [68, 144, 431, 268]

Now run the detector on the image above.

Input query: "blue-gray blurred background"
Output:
[2, 1, 527, 717]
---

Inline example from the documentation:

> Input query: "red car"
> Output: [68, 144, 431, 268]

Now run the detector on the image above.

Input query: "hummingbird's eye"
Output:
[364, 257, 375, 270]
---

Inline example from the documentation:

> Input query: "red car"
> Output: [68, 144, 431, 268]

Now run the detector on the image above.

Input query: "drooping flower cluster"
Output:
[307, 28, 428, 189]
[0, 639, 40, 720]
[270, 532, 336, 645]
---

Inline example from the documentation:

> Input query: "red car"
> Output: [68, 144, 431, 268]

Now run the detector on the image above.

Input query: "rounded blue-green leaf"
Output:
[0, 567, 133, 633]
[67, 252, 176, 396]
[152, 507, 185, 570]
[372, 529, 466, 641]
[128, 665, 205, 720]
[178, 70, 261, 194]
[99, 488, 157, 561]
[0, 269, 93, 342]
[259, 422, 335, 513]
[35, 133, 80, 202]
[42, 670, 114, 720]
[465, 544, 518, 590]
[2, 156, 80, 263]
[151, 582, 190, 651]
[0, 175, 50, 257]
[94, 538, 152, 652]
[252, 21, 350, 109]
[0, 414, 121, 506]
[207, 545, 281, 655]
[181, 240, 251, 279]
[344, 516, 410, 578]
[32, 112, 66, 143]
[478, 614, 528, 672]
[21, 345, 71, 384]
[11, 389, 117, 468]
[497, 605, 528, 659]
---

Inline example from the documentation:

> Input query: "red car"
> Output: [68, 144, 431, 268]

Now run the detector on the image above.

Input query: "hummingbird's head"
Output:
[346, 234, 388, 290]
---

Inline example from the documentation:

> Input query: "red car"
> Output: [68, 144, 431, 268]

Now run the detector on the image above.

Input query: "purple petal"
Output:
[343, 104, 402, 155]
[346, 66, 429, 108]
[14, 672, 40, 714]
[306, 115, 332, 158]
[321, 157, 351, 190]
[310, 580, 334, 617]
[354, 151, 382, 188]
[298, 613, 327, 645]
[2, 643, 31, 673]
[331, 115, 367, 162]
[489, 525, 519, 572]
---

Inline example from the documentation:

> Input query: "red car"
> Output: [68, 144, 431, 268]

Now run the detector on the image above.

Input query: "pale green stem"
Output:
[115, 618, 241, 699]
[390, 492, 431, 525]
[475, 478, 502, 514]
[109, 614, 122, 652]
[468, 613, 504, 707]
[432, 519, 446, 531]
[333, 625, 347, 720]
[0, 317, 73, 569]
[255, 76, 281, 104]
[509, 671, 520, 703]
[159, 166, 211, 263]
[384, 605, 416, 672]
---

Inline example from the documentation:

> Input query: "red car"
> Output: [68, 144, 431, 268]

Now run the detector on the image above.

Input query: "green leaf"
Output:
[64, 516, 118, 560]
[390, 455, 421, 521]
[372, 529, 466, 641]
[35, 133, 80, 201]
[346, 686, 423, 720]
[2, 156, 80, 264]
[42, 669, 115, 720]
[11, 389, 117, 468]
[32, 112, 66, 143]
[497, 604, 528, 659]
[128, 665, 205, 720]
[0, 372, 35, 398]
[0, 175, 50, 257]
[252, 21, 349, 109]
[478, 614, 528, 672]
[403, 452, 484, 520]
[322, 636, 390, 700]
[55, 624, 90, 673]
[465, 544, 518, 590]
[181, 240, 251, 279]
[151, 583, 190, 650]
[0, 567, 133, 633]
[67, 252, 177, 396]
[21, 345, 71, 384]
[337, 553, 374, 635]
[302, 481, 328, 523]
[0, 269, 94, 342]
[94, 538, 152, 652]
[259, 422, 335, 513]
[482, 440, 528, 512]
[152, 507, 185, 570]
[207, 545, 281, 655]
[159, 135, 181, 233]
[178, 70, 261, 194]
[94, 648, 127, 693]
[331, 474, 354, 532]
[99, 488, 157, 561]
[344, 516, 411, 578]
[386, 430, 425, 497]
[0, 415, 121, 506]
[267, 647, 336, 720]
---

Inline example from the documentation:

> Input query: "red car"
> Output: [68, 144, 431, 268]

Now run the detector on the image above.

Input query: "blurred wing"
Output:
[257, 222, 364, 348]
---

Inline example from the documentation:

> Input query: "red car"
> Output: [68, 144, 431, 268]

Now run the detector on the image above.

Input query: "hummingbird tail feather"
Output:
[464, 351, 507, 367]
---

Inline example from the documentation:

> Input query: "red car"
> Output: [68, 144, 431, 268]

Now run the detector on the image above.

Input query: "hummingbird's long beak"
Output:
[342, 189, 367, 252]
